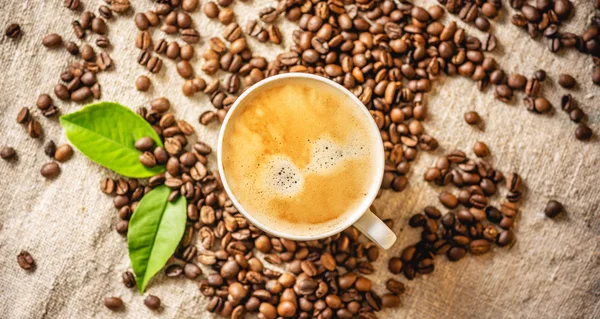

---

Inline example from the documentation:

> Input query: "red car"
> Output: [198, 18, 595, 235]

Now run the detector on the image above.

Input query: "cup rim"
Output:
[217, 73, 385, 241]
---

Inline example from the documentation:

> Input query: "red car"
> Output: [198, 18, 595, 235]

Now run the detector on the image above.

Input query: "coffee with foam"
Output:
[221, 77, 381, 237]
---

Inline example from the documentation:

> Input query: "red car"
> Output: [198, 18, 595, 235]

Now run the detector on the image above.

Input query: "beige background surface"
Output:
[0, 0, 599, 318]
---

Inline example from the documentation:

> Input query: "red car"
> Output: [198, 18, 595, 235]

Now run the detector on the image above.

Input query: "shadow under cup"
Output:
[217, 73, 385, 242]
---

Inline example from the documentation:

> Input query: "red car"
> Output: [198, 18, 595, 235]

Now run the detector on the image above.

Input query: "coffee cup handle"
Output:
[353, 209, 397, 250]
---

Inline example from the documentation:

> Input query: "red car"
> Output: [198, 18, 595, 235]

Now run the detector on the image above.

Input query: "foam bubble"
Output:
[260, 156, 304, 197]
[304, 133, 368, 175]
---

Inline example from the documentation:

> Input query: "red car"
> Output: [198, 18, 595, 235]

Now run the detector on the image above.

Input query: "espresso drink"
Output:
[221, 77, 381, 236]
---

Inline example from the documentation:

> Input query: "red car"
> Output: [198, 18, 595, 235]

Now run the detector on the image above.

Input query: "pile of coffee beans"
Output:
[101, 101, 405, 317]
[437, 0, 502, 32]
[132, 0, 202, 77]
[510, 0, 573, 49]
[8, 1, 133, 181]
[389, 149, 521, 280]
[510, 1, 600, 86]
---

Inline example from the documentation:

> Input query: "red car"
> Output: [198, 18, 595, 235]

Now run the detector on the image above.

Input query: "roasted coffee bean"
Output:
[486, 206, 503, 223]
[182, 0, 199, 12]
[5, 23, 21, 38]
[42, 33, 62, 48]
[494, 85, 513, 102]
[136, 31, 152, 50]
[121, 271, 135, 288]
[1, 147, 16, 160]
[506, 173, 522, 192]
[259, 7, 278, 23]
[473, 141, 489, 157]
[177, 12, 193, 29]
[80, 11, 95, 29]
[134, 137, 155, 151]
[104, 297, 124, 310]
[534, 97, 552, 113]
[177, 60, 194, 79]
[17, 250, 35, 270]
[147, 57, 163, 73]
[180, 44, 194, 60]
[447, 246, 466, 261]
[575, 125, 592, 140]
[565, 106, 583, 122]
[497, 230, 515, 247]
[439, 191, 458, 208]
[268, 25, 282, 44]
[355, 277, 372, 292]
[558, 74, 576, 89]
[181, 29, 200, 43]
[388, 257, 403, 274]
[71, 86, 92, 102]
[507, 74, 527, 90]
[99, 5, 113, 19]
[135, 13, 150, 31]
[17, 107, 30, 124]
[218, 8, 234, 25]
[136, 76, 151, 92]
[184, 263, 202, 280]
[43, 141, 56, 158]
[457, 209, 474, 225]
[139, 151, 157, 167]
[81, 72, 96, 86]
[464, 111, 480, 125]
[110, 0, 130, 13]
[534, 70, 547, 81]
[204, 2, 219, 19]
[97, 51, 112, 70]
[91, 17, 108, 34]
[470, 239, 491, 255]
[63, 0, 80, 10]
[65, 41, 79, 55]
[36, 94, 52, 110]
[544, 200, 563, 218]
[27, 120, 42, 138]
[144, 295, 161, 310]
[525, 79, 540, 97]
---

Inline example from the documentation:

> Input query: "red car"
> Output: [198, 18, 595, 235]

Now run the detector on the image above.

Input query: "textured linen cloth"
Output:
[0, 0, 598, 318]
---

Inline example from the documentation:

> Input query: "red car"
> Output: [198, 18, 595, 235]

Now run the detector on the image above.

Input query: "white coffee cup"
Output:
[217, 73, 397, 249]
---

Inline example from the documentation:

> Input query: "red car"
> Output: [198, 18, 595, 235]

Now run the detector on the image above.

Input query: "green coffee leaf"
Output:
[59, 102, 164, 178]
[128, 185, 187, 293]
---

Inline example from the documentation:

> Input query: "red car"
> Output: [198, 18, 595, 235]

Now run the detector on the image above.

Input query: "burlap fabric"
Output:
[0, 0, 598, 318]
